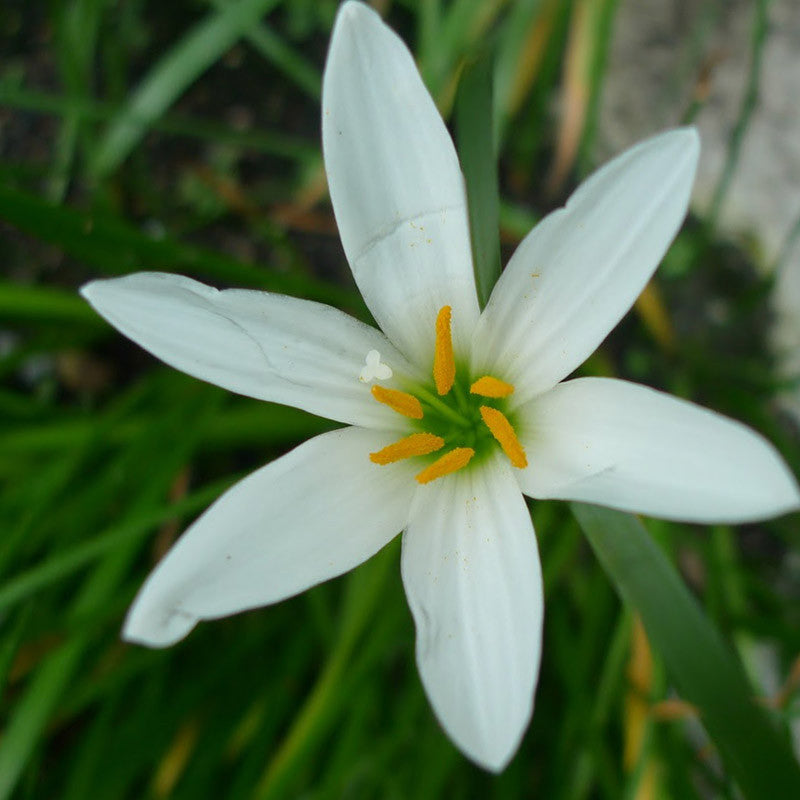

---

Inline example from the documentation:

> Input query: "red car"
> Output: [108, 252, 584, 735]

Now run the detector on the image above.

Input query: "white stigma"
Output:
[359, 349, 393, 382]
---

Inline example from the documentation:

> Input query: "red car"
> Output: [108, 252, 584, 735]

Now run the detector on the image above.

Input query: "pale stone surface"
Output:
[598, 0, 800, 413]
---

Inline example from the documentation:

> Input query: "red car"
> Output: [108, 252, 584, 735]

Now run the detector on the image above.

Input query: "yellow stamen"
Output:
[479, 406, 528, 468]
[470, 375, 515, 398]
[370, 433, 445, 465]
[416, 447, 475, 484]
[371, 385, 424, 419]
[433, 305, 455, 395]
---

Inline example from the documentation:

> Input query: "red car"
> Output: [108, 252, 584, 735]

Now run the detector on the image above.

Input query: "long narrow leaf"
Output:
[572, 502, 800, 800]
[0, 283, 101, 326]
[89, 0, 282, 178]
[455, 49, 502, 309]
[207, 0, 321, 99]
[0, 183, 361, 310]
[0, 86, 317, 159]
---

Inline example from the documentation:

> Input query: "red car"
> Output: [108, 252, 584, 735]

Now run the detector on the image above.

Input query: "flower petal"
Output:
[81, 272, 418, 428]
[322, 1, 479, 365]
[472, 129, 700, 403]
[517, 377, 800, 523]
[123, 426, 416, 647]
[401, 459, 544, 771]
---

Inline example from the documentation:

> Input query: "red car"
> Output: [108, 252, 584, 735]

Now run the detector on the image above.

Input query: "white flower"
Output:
[80, 0, 800, 773]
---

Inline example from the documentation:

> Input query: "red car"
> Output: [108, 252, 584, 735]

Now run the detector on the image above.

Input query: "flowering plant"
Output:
[82, 0, 799, 771]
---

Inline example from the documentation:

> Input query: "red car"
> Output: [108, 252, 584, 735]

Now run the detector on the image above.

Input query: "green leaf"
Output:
[89, 0, 283, 178]
[572, 503, 800, 800]
[455, 48, 502, 309]
[253, 541, 399, 799]
[0, 478, 230, 614]
[0, 86, 318, 160]
[0, 638, 87, 800]
[0, 282, 102, 327]
[207, 0, 321, 99]
[0, 390, 223, 800]
[0, 182, 362, 312]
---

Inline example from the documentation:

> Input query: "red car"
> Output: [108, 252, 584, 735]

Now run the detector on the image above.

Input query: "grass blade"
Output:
[89, 0, 282, 178]
[0, 182, 361, 310]
[455, 49, 502, 309]
[572, 502, 800, 799]
[0, 638, 86, 800]
[0, 86, 318, 160]
[207, 0, 321, 99]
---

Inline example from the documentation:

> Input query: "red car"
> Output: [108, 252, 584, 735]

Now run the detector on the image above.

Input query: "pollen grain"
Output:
[416, 447, 475, 484]
[371, 385, 424, 419]
[470, 376, 514, 398]
[479, 406, 528, 468]
[370, 433, 445, 465]
[433, 305, 455, 395]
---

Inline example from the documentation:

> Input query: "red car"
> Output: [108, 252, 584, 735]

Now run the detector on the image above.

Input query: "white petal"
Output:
[81, 272, 419, 428]
[124, 426, 416, 647]
[401, 459, 543, 771]
[517, 377, 800, 523]
[473, 129, 700, 403]
[322, 1, 479, 365]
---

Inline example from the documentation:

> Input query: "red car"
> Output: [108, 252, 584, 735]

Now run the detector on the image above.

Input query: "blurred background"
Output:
[1, 0, 798, 797]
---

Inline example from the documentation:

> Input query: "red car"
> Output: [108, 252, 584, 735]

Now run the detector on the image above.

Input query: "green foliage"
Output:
[1, 1, 798, 798]
[456, 48, 502, 310]
[573, 503, 800, 799]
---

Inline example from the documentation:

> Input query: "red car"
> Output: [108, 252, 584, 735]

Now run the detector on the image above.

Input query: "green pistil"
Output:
[412, 384, 471, 427]
[450, 378, 470, 415]
[398, 371, 512, 466]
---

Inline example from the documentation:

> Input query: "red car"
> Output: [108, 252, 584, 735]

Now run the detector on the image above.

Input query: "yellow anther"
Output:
[479, 406, 528, 468]
[470, 376, 515, 398]
[416, 447, 475, 484]
[371, 385, 424, 419]
[370, 433, 445, 465]
[433, 305, 455, 396]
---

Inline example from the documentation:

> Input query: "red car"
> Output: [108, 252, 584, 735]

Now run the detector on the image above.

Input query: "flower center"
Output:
[367, 306, 527, 484]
